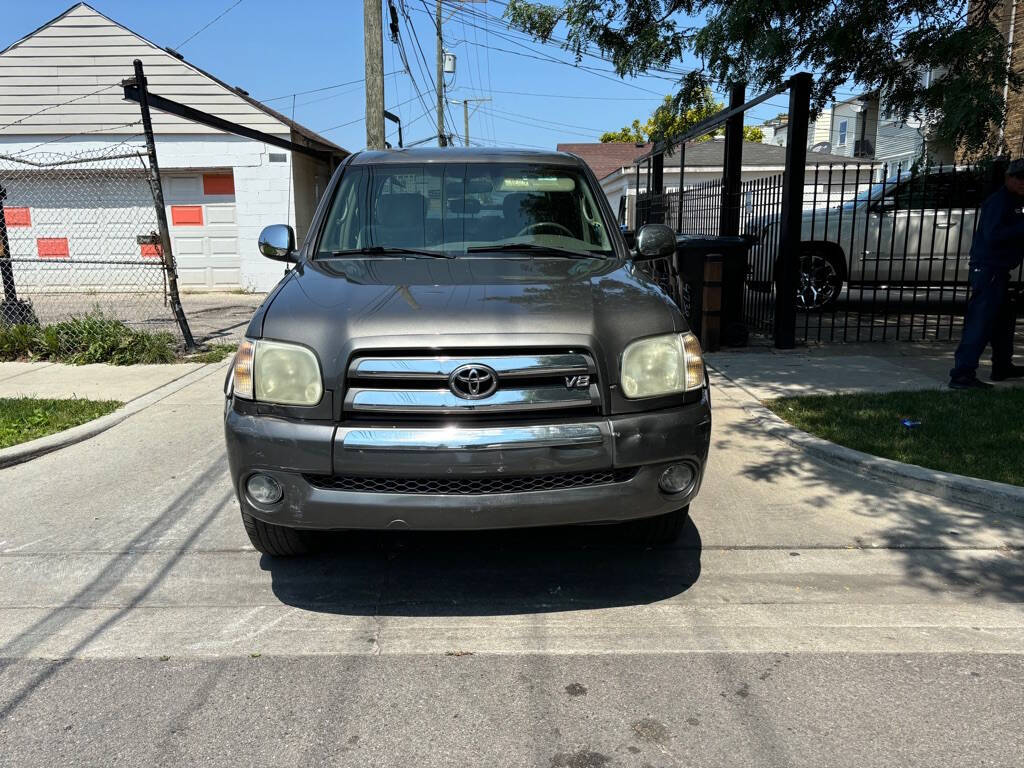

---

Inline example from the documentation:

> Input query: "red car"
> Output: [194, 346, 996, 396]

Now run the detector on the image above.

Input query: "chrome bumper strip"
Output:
[345, 385, 599, 414]
[338, 424, 604, 451]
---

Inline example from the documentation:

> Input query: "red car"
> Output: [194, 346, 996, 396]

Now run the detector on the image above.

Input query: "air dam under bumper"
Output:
[224, 402, 711, 531]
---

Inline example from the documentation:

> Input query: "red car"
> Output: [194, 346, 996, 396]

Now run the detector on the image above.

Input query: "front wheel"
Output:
[795, 246, 845, 312]
[241, 511, 309, 556]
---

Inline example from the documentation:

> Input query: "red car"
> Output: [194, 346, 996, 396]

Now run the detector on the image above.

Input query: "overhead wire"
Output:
[177, 0, 246, 49]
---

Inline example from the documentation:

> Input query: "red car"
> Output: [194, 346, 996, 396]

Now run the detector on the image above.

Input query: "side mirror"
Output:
[258, 224, 297, 263]
[634, 223, 676, 260]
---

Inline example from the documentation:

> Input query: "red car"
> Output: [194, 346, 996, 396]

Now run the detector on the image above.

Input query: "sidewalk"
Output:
[706, 340, 1021, 400]
[0, 362, 209, 401]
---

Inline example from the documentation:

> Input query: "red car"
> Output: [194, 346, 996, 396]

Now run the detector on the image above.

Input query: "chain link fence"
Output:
[0, 143, 184, 357]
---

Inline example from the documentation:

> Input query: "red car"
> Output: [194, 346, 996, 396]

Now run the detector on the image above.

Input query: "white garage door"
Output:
[165, 172, 240, 289]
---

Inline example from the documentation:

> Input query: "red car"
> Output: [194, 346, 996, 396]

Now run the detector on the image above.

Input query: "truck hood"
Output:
[256, 256, 683, 381]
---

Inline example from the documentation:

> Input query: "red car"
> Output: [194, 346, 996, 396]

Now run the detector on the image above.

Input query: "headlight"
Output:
[232, 338, 323, 406]
[620, 332, 704, 398]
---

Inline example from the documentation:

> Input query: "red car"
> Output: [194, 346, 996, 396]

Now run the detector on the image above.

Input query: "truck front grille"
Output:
[344, 350, 601, 417]
[303, 468, 637, 495]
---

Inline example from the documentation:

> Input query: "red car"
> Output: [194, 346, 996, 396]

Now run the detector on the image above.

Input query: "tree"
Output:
[505, 0, 1019, 155]
[600, 94, 763, 142]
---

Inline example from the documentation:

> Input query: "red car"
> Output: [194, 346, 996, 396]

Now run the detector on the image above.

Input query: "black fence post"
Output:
[720, 82, 745, 237]
[130, 58, 196, 350]
[774, 72, 812, 349]
[0, 184, 37, 325]
[652, 145, 665, 224]
[0, 185, 16, 304]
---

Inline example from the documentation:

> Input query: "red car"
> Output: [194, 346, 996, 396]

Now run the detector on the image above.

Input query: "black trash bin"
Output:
[673, 234, 755, 351]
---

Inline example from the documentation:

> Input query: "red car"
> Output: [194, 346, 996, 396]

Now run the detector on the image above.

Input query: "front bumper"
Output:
[224, 397, 711, 531]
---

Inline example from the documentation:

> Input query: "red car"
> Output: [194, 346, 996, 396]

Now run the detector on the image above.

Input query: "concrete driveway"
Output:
[0, 367, 1021, 766]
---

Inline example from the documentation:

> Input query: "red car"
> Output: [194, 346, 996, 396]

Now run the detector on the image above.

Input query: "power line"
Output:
[258, 73, 401, 103]
[317, 93, 424, 133]
[177, 0, 246, 49]
[442, 0, 700, 80]
[477, 106, 603, 139]
[0, 82, 121, 133]
[409, 4, 669, 95]
[484, 105, 606, 134]
[483, 88, 662, 101]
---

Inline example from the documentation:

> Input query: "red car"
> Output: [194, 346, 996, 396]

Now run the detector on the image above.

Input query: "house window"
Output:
[838, 119, 848, 146]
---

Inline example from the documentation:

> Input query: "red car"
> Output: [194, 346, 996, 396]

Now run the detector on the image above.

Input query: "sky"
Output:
[2, 0, 813, 152]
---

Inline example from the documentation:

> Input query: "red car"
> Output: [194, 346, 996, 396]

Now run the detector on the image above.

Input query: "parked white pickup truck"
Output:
[750, 168, 987, 310]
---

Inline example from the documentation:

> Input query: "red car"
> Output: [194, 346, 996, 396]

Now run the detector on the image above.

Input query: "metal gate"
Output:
[633, 76, 1023, 348]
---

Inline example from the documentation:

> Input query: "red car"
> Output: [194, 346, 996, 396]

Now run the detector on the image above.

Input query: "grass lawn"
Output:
[766, 388, 1024, 487]
[0, 397, 123, 450]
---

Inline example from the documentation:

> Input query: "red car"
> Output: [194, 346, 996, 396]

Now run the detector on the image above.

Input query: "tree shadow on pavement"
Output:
[716, 406, 1024, 603]
[262, 518, 702, 617]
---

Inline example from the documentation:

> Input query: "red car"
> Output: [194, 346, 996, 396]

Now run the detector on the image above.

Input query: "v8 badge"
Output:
[565, 374, 591, 389]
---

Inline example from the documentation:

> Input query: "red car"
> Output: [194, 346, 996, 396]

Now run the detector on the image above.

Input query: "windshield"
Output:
[317, 162, 614, 258]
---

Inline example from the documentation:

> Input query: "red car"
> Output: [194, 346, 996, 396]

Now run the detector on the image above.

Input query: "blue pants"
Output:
[951, 266, 1016, 379]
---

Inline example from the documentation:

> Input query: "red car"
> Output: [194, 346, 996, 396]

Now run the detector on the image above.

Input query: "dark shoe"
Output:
[991, 364, 1024, 382]
[949, 377, 993, 390]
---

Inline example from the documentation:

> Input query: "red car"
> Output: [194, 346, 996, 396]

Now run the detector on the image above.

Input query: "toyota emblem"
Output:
[449, 364, 498, 400]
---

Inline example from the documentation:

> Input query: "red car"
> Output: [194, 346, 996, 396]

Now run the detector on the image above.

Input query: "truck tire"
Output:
[241, 511, 309, 556]
[795, 244, 845, 312]
[626, 506, 690, 548]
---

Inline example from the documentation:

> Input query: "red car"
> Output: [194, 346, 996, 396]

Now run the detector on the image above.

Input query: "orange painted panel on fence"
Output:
[37, 237, 69, 258]
[171, 205, 204, 226]
[141, 243, 163, 258]
[6, 207, 31, 227]
[202, 174, 234, 195]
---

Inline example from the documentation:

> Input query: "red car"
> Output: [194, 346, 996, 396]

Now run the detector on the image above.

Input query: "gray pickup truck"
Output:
[224, 148, 711, 556]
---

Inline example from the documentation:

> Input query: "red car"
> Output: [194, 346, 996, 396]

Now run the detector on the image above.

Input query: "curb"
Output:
[709, 367, 1024, 516]
[0, 362, 228, 470]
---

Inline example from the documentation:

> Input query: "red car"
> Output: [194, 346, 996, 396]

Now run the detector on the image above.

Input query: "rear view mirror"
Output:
[258, 224, 297, 263]
[634, 223, 676, 260]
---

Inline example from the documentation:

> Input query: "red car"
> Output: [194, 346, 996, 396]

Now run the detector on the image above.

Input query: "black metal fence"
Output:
[638, 161, 1024, 344]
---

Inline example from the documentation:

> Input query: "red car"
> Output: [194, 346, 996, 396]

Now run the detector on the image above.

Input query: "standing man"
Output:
[949, 159, 1024, 389]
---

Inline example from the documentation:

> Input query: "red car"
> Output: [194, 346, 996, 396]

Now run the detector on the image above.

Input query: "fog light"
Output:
[659, 464, 695, 494]
[247, 473, 283, 505]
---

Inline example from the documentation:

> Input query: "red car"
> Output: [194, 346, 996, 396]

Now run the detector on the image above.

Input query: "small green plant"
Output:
[0, 311, 178, 365]
[183, 343, 237, 364]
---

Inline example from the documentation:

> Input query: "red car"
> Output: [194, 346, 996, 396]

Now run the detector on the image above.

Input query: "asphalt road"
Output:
[1, 365, 1021, 766]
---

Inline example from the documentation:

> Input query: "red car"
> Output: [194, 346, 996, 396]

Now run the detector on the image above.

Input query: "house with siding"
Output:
[830, 76, 952, 171]
[0, 3, 346, 292]
[759, 110, 833, 151]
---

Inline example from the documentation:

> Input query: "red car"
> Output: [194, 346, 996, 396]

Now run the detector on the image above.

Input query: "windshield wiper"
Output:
[465, 242, 606, 259]
[329, 246, 455, 259]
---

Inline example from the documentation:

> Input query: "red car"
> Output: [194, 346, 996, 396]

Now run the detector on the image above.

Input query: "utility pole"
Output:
[364, 0, 385, 150]
[449, 98, 490, 147]
[435, 0, 446, 147]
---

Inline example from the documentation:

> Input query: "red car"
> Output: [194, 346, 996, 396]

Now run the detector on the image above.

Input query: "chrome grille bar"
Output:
[345, 385, 599, 414]
[349, 353, 593, 380]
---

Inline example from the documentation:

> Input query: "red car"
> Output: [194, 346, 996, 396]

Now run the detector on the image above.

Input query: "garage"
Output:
[164, 172, 240, 289]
